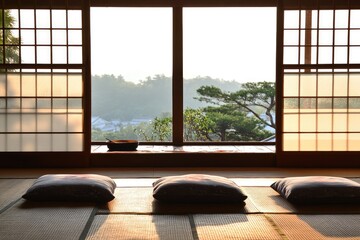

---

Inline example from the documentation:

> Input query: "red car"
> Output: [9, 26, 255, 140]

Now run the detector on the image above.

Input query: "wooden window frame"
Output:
[0, 0, 90, 166]
[277, 0, 360, 167]
[1, 0, 359, 167]
[89, 0, 278, 167]
[90, 0, 278, 147]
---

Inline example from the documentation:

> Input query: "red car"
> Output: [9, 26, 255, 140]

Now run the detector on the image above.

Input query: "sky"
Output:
[90, 7, 277, 83]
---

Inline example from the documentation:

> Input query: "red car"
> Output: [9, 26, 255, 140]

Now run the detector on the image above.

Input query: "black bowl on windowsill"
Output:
[107, 140, 139, 151]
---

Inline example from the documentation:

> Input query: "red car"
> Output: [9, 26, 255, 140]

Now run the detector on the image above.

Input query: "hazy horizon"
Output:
[90, 7, 277, 84]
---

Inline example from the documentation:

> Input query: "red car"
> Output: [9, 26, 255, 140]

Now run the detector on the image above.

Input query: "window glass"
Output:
[91, 8, 172, 142]
[183, 8, 276, 142]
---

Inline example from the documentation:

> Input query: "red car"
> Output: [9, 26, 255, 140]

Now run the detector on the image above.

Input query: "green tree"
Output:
[183, 108, 214, 141]
[196, 81, 276, 130]
[204, 105, 273, 141]
[133, 109, 213, 142]
[91, 76, 275, 142]
[134, 105, 273, 142]
[135, 116, 172, 141]
[184, 76, 241, 109]
[0, 10, 20, 64]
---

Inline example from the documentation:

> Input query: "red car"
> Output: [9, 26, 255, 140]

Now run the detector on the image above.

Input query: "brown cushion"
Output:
[271, 176, 360, 204]
[153, 174, 247, 203]
[23, 174, 116, 203]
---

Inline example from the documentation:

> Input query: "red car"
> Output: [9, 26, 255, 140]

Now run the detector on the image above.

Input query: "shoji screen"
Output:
[278, 0, 360, 166]
[0, 0, 85, 152]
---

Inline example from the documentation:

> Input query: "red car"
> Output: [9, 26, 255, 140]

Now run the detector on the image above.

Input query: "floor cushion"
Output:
[153, 174, 247, 203]
[22, 174, 116, 203]
[271, 176, 360, 204]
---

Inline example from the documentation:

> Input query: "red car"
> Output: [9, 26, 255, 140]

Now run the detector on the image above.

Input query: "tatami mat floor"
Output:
[0, 168, 359, 240]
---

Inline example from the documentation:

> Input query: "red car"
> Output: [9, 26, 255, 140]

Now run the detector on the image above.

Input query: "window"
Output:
[0, 3, 84, 152]
[282, 7, 360, 151]
[1, 0, 359, 167]
[183, 7, 276, 142]
[91, 6, 277, 145]
[91, 7, 172, 142]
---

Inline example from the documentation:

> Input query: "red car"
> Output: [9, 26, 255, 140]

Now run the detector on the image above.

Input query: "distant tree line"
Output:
[92, 74, 275, 142]
[92, 74, 241, 121]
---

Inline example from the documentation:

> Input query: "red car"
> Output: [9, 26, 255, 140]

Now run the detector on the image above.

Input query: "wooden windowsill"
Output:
[90, 145, 276, 167]
[91, 145, 276, 153]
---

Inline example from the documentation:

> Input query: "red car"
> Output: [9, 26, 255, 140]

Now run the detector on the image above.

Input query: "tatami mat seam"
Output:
[243, 192, 262, 213]
[96, 212, 161, 215]
[188, 215, 199, 240]
[0, 197, 22, 215]
[78, 206, 98, 240]
[264, 214, 290, 240]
